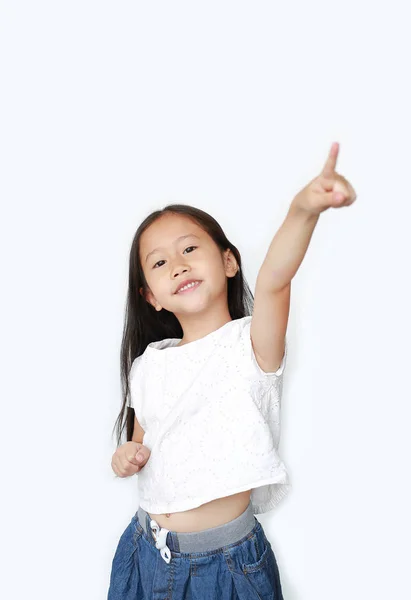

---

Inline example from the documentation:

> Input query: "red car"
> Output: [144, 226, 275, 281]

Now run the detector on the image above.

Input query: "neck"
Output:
[175, 308, 233, 345]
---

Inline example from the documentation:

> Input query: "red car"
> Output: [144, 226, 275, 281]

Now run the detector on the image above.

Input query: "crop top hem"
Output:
[252, 481, 292, 515]
[138, 472, 291, 516]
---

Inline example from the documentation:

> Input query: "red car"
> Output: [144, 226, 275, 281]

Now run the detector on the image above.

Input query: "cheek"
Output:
[153, 276, 172, 296]
[211, 265, 230, 287]
[143, 273, 160, 295]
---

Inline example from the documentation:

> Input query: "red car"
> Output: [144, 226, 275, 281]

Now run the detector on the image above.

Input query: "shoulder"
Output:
[129, 354, 145, 382]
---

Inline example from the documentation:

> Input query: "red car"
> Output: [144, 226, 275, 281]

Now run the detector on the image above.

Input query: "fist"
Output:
[111, 442, 151, 478]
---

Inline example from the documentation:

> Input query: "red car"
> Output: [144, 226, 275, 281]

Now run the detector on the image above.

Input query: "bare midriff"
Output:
[147, 489, 252, 532]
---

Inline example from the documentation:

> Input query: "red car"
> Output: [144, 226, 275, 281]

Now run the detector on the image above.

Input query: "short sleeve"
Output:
[128, 355, 145, 428]
[239, 316, 288, 381]
[238, 318, 287, 443]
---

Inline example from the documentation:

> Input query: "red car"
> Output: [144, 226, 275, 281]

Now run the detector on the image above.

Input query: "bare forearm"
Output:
[257, 200, 320, 292]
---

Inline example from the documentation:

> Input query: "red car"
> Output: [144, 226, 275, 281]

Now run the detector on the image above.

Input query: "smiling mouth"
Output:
[175, 281, 202, 294]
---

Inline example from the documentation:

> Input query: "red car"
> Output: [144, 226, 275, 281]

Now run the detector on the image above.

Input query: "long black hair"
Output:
[112, 204, 254, 447]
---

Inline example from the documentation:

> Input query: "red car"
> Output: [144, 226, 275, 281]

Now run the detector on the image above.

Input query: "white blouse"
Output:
[129, 316, 291, 515]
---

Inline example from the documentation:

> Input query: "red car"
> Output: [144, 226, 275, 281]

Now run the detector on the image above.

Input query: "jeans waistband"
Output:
[137, 501, 257, 556]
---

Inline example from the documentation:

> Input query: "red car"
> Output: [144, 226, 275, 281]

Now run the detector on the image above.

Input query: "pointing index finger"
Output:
[321, 142, 339, 178]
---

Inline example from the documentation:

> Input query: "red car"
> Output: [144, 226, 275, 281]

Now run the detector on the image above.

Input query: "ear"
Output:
[139, 286, 163, 311]
[223, 249, 239, 278]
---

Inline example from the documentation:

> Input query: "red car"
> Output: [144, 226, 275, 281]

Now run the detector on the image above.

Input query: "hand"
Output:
[111, 442, 151, 478]
[292, 142, 357, 216]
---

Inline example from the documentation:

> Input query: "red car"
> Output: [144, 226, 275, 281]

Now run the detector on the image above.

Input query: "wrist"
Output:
[290, 196, 321, 220]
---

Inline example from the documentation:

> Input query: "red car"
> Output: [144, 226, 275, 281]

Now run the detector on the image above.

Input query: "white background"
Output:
[1, 1, 410, 598]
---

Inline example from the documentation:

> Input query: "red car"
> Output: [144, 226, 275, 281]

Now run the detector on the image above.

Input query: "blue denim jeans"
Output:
[107, 501, 284, 599]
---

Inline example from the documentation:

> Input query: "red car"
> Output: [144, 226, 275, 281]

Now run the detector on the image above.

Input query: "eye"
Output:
[153, 246, 197, 269]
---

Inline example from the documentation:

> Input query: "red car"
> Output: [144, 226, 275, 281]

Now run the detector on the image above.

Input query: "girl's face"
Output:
[139, 213, 238, 315]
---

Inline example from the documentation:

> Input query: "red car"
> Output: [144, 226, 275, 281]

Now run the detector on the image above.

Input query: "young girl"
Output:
[108, 142, 356, 599]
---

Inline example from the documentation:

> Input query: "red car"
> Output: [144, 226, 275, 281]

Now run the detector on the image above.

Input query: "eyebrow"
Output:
[145, 234, 200, 263]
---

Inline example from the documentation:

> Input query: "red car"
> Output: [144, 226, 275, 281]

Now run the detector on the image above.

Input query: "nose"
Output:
[172, 264, 190, 279]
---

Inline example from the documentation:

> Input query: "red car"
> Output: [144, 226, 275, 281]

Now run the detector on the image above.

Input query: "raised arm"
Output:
[251, 142, 357, 373]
